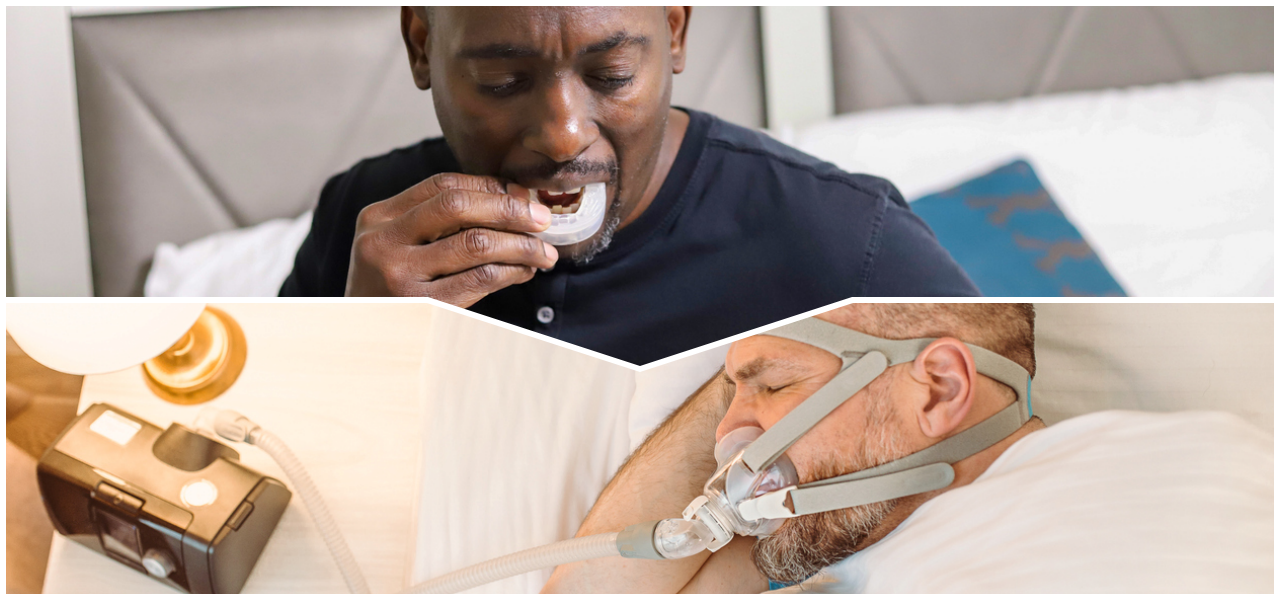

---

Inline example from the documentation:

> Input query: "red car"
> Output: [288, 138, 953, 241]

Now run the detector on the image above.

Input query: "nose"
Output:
[715, 387, 761, 443]
[522, 77, 599, 163]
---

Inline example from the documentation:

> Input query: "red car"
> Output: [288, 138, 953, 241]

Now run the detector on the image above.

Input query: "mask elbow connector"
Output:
[654, 518, 715, 559]
[616, 518, 714, 560]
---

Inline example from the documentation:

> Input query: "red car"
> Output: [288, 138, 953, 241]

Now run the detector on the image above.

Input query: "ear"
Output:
[666, 7, 692, 74]
[907, 337, 976, 439]
[401, 6, 432, 90]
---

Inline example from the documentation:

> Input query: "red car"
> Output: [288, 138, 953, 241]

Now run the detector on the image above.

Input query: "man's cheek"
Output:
[787, 449, 820, 485]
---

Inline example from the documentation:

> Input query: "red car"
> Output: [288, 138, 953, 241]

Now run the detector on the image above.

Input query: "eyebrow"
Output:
[457, 44, 539, 60]
[457, 31, 649, 60]
[580, 31, 649, 56]
[729, 357, 806, 383]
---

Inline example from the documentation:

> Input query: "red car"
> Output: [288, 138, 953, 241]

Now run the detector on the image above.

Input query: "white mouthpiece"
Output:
[533, 182, 607, 246]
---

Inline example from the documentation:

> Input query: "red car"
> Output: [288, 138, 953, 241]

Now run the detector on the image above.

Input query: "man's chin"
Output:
[552, 205, 623, 266]
[553, 235, 604, 263]
[751, 498, 897, 585]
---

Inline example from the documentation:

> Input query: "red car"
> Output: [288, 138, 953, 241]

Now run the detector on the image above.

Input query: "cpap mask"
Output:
[154, 317, 1030, 593]
[681, 317, 1033, 551]
[528, 182, 608, 246]
[681, 426, 798, 550]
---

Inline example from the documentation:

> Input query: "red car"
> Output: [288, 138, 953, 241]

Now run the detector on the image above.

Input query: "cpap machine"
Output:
[38, 317, 1030, 593]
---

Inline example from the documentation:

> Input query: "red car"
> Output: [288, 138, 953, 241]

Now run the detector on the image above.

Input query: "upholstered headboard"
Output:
[828, 6, 1273, 113]
[71, 7, 763, 296]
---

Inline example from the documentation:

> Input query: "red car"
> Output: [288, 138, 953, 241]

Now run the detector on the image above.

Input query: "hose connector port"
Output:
[653, 518, 714, 559]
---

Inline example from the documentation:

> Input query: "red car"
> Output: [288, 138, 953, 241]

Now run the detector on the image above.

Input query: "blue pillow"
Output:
[910, 159, 1126, 297]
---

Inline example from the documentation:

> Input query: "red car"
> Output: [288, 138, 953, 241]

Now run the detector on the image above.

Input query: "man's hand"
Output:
[345, 173, 557, 303]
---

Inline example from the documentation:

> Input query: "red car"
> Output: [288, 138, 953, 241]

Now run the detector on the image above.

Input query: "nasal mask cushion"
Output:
[695, 427, 799, 539]
[683, 317, 1032, 552]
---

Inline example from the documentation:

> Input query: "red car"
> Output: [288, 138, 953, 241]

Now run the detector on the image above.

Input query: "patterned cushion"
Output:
[910, 160, 1126, 296]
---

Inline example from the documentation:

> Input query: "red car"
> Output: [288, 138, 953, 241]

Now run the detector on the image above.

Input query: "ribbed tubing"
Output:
[249, 429, 371, 594]
[403, 533, 620, 594]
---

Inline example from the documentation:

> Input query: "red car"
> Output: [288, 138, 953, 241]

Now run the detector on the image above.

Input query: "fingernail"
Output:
[543, 242, 559, 263]
[507, 182, 533, 201]
[530, 202, 551, 227]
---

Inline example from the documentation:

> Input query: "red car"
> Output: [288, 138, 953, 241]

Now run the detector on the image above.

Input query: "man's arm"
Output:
[541, 370, 768, 593]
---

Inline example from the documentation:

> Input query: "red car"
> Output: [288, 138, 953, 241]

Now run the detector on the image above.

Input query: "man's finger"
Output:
[413, 229, 558, 279]
[425, 263, 538, 307]
[396, 188, 552, 243]
[366, 172, 512, 223]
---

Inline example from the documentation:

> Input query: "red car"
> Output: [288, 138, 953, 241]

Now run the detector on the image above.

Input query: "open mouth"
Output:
[534, 188, 586, 214]
[528, 182, 608, 246]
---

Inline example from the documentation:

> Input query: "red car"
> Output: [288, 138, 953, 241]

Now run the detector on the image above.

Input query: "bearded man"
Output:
[544, 303, 1272, 592]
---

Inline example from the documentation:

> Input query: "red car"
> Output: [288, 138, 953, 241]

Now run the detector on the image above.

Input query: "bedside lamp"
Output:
[7, 304, 246, 405]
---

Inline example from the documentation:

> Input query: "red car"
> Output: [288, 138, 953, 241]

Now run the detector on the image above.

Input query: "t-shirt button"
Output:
[536, 306, 555, 324]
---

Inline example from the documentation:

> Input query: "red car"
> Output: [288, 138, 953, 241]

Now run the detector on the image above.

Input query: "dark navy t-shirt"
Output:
[281, 109, 978, 364]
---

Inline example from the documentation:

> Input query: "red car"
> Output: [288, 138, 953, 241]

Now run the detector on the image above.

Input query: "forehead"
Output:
[725, 335, 837, 378]
[436, 7, 662, 44]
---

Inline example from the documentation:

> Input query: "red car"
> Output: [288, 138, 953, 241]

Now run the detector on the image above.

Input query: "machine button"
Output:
[227, 501, 254, 531]
[141, 549, 176, 578]
[94, 483, 144, 515]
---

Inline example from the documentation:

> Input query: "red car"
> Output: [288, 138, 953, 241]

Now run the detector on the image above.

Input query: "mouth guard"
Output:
[532, 182, 606, 246]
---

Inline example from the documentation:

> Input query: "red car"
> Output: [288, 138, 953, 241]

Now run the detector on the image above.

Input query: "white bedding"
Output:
[778, 73, 1274, 297]
[145, 211, 313, 297]
[795, 410, 1273, 593]
[147, 74, 1272, 298]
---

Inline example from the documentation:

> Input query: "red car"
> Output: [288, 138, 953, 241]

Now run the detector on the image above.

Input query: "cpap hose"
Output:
[199, 409, 716, 594]
[403, 518, 715, 593]
[403, 533, 621, 594]
[203, 409, 372, 594]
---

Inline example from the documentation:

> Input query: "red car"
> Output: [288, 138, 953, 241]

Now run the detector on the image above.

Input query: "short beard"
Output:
[570, 190, 625, 265]
[751, 384, 909, 584]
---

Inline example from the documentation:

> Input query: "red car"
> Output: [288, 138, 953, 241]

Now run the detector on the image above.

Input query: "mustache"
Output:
[502, 158, 619, 183]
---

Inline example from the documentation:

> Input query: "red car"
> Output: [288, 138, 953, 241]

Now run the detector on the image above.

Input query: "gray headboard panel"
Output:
[829, 6, 1274, 114]
[72, 7, 762, 296]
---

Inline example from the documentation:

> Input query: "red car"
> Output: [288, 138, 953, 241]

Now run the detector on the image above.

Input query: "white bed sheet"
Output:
[779, 73, 1274, 297]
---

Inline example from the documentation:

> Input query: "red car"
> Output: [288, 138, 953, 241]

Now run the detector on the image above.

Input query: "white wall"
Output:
[7, 7, 95, 296]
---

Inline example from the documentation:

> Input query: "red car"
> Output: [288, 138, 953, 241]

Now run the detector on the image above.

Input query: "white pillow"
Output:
[780, 73, 1274, 297]
[629, 344, 730, 452]
[144, 211, 313, 297]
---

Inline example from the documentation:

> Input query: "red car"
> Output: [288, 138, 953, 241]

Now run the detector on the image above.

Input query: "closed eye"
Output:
[755, 380, 793, 395]
[592, 75, 634, 91]
[480, 78, 529, 97]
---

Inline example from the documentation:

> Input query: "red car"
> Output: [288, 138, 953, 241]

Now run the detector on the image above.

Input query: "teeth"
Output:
[569, 202, 580, 213]
[551, 205, 564, 214]
[534, 187, 584, 197]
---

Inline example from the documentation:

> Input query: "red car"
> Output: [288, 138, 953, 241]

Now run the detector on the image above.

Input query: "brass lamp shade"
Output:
[142, 307, 247, 405]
